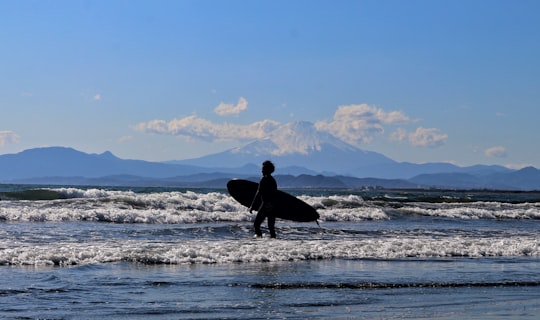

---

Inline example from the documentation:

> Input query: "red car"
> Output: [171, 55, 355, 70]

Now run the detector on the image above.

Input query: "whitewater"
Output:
[1, 185, 539, 319]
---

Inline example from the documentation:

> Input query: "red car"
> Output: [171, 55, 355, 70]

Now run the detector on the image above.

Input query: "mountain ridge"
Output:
[0, 146, 539, 190]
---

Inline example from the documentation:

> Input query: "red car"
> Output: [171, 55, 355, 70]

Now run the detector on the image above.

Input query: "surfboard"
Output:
[227, 179, 320, 222]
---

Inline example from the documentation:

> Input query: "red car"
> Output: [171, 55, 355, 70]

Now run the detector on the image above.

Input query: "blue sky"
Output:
[1, 0, 539, 168]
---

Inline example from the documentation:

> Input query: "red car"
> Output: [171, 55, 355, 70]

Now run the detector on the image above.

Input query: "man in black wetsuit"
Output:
[250, 160, 278, 238]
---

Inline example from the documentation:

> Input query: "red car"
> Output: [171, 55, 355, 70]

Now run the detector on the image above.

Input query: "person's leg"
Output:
[267, 214, 276, 238]
[253, 210, 266, 237]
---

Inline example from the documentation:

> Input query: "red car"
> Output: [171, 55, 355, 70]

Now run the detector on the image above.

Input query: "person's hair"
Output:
[262, 160, 275, 174]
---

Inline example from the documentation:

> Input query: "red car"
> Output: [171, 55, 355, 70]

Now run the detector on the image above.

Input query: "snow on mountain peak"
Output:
[267, 122, 317, 155]
[264, 121, 357, 156]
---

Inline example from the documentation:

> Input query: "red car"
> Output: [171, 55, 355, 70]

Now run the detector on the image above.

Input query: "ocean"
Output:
[0, 184, 539, 319]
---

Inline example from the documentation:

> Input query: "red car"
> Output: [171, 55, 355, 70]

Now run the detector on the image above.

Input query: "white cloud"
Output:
[315, 104, 412, 144]
[214, 97, 248, 116]
[93, 93, 102, 101]
[0, 131, 20, 147]
[390, 127, 448, 148]
[135, 114, 280, 142]
[485, 146, 507, 158]
[408, 127, 448, 148]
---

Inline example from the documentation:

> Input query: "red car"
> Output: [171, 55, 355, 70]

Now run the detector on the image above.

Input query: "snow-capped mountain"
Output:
[263, 121, 358, 156]
[176, 121, 397, 176]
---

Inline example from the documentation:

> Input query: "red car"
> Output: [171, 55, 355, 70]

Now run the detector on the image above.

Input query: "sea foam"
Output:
[1, 235, 538, 266]
[1, 188, 539, 223]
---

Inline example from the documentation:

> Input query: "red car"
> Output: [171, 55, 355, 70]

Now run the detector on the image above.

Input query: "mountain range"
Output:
[169, 122, 517, 180]
[1, 122, 539, 190]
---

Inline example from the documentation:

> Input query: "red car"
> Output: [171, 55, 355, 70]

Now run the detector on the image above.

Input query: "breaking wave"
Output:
[0, 235, 538, 266]
[1, 188, 540, 223]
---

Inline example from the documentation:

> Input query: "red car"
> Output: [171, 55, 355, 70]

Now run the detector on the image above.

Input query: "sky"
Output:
[1, 0, 539, 169]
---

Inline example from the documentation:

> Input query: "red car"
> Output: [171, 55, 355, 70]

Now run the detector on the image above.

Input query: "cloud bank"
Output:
[0, 131, 20, 147]
[135, 115, 280, 142]
[315, 104, 412, 144]
[135, 102, 447, 150]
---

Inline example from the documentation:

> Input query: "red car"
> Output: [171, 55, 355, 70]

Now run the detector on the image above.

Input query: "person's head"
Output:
[262, 160, 275, 176]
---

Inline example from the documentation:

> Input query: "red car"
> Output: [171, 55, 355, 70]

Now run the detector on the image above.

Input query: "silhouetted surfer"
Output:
[250, 160, 278, 238]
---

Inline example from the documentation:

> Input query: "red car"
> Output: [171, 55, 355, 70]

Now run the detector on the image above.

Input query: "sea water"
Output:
[0, 185, 539, 319]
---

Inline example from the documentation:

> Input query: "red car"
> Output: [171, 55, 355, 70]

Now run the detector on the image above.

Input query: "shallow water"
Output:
[0, 186, 539, 318]
[2, 258, 539, 319]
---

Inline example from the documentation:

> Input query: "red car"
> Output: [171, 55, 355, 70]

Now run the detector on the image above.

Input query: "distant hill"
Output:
[7, 168, 540, 190]
[0, 147, 202, 180]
